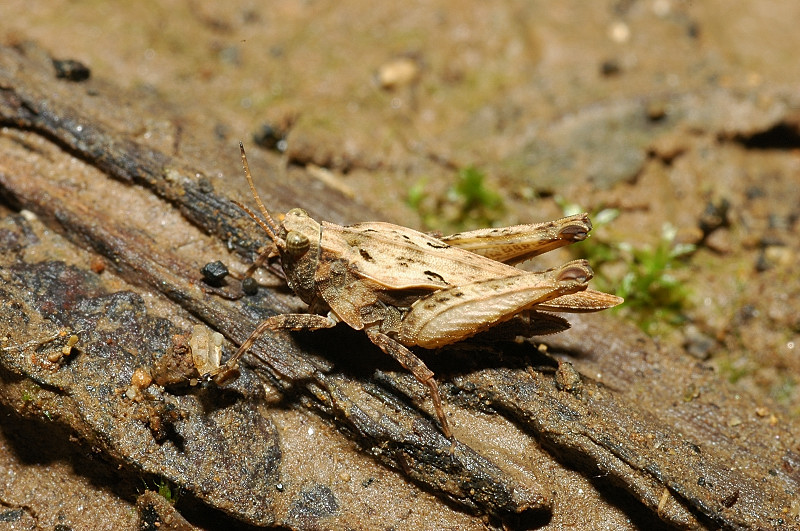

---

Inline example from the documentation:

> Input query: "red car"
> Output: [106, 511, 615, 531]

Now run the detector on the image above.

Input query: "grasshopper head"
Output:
[235, 143, 322, 305]
[277, 208, 321, 304]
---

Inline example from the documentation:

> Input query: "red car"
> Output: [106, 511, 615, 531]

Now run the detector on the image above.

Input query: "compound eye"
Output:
[287, 208, 309, 217]
[285, 230, 310, 257]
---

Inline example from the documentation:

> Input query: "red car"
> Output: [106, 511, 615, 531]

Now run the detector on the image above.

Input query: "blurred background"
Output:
[3, 0, 800, 525]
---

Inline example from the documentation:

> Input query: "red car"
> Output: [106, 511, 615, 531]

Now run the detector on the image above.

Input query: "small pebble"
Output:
[376, 57, 419, 90]
[242, 276, 259, 295]
[131, 367, 153, 389]
[698, 198, 730, 235]
[704, 228, 732, 254]
[683, 325, 715, 360]
[253, 123, 289, 152]
[555, 361, 582, 395]
[90, 256, 106, 274]
[764, 246, 794, 267]
[52, 58, 91, 81]
[201, 260, 229, 286]
[600, 59, 621, 77]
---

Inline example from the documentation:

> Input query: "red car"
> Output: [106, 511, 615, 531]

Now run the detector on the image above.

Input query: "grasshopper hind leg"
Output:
[366, 330, 452, 440]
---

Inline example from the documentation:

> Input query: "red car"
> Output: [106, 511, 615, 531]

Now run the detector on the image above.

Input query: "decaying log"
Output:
[1, 43, 798, 529]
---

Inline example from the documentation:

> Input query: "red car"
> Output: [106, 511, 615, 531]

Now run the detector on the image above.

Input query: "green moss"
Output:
[453, 166, 503, 218]
[771, 374, 797, 406]
[139, 477, 180, 505]
[616, 229, 694, 333]
[145, 478, 180, 505]
[407, 165, 505, 232]
[157, 479, 176, 504]
[559, 200, 694, 334]
[21, 383, 41, 403]
[716, 356, 753, 385]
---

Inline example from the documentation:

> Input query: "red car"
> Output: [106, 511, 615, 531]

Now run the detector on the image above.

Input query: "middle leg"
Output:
[212, 313, 337, 382]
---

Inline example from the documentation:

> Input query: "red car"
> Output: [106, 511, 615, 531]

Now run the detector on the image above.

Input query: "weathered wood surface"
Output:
[1, 43, 798, 529]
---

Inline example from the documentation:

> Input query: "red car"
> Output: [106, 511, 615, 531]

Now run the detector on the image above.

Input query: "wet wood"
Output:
[1, 43, 798, 529]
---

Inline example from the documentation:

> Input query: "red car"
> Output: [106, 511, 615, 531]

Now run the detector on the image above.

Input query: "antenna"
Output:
[238, 142, 280, 240]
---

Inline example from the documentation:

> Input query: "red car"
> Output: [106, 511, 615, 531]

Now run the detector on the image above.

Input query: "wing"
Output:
[441, 213, 592, 265]
[320, 221, 523, 290]
[534, 289, 624, 312]
[398, 260, 593, 348]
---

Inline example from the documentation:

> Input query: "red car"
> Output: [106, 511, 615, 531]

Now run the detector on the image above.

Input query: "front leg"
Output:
[212, 313, 337, 382]
[366, 329, 452, 440]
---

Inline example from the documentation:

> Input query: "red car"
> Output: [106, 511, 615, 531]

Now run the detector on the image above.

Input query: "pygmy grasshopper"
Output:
[214, 143, 622, 439]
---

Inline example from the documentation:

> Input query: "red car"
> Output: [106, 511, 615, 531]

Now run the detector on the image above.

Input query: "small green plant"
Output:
[157, 479, 176, 504]
[615, 225, 694, 332]
[21, 383, 40, 403]
[558, 199, 694, 333]
[151, 478, 180, 505]
[407, 165, 504, 232]
[406, 180, 427, 213]
[140, 477, 180, 505]
[716, 355, 754, 385]
[451, 166, 504, 223]
[770, 374, 797, 407]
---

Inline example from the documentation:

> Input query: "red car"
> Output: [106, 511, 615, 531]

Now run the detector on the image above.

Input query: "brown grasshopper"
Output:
[214, 143, 622, 439]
